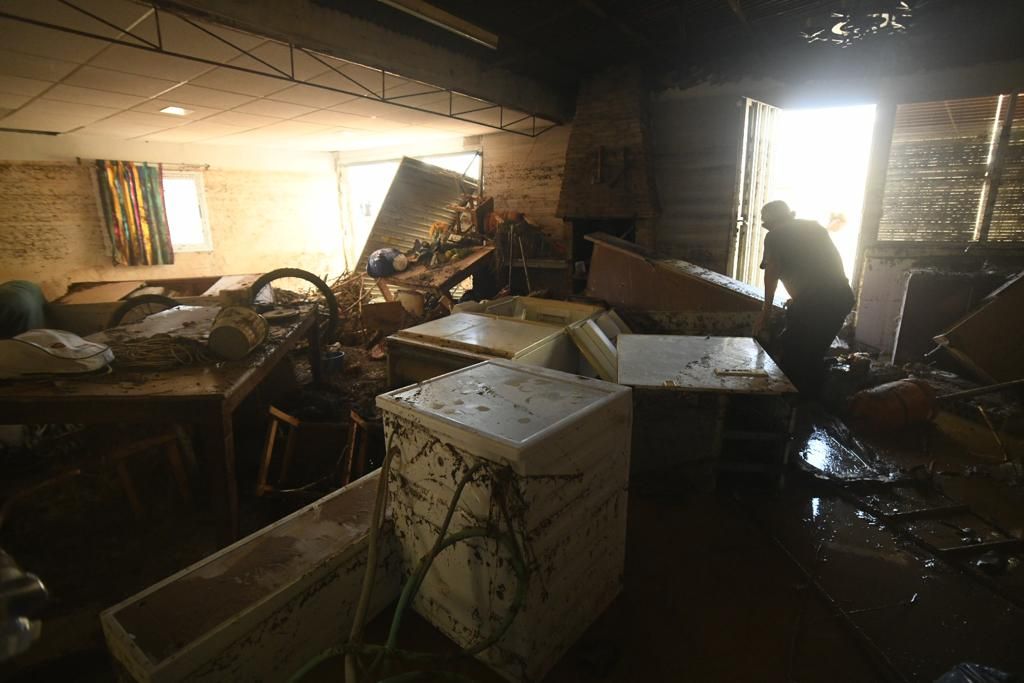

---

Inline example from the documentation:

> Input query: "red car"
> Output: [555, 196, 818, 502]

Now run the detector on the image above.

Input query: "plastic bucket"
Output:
[323, 350, 346, 374]
[848, 378, 937, 431]
[395, 289, 425, 317]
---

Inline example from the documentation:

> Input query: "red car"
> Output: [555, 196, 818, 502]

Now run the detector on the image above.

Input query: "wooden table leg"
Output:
[200, 411, 239, 546]
[308, 319, 323, 385]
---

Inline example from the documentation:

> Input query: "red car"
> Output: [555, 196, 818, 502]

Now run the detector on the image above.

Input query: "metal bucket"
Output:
[208, 306, 269, 360]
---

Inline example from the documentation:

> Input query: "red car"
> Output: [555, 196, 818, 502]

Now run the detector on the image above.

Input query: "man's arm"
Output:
[754, 253, 778, 336]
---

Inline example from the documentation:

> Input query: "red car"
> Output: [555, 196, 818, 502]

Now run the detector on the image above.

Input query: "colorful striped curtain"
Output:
[95, 160, 175, 266]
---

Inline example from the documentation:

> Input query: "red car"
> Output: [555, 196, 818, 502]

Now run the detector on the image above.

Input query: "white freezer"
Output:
[377, 360, 632, 682]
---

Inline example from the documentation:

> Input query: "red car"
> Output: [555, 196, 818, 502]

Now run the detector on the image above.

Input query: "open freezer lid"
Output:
[377, 360, 630, 454]
[391, 313, 564, 359]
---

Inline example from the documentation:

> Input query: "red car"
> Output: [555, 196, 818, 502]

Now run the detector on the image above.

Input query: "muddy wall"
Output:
[0, 134, 343, 299]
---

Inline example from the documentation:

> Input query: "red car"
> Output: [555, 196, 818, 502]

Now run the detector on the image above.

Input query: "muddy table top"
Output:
[617, 335, 796, 395]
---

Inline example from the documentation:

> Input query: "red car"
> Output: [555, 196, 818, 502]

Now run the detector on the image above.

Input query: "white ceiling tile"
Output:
[189, 67, 287, 97]
[44, 84, 146, 109]
[0, 74, 52, 97]
[76, 122, 163, 138]
[139, 121, 242, 143]
[202, 110, 280, 129]
[157, 83, 254, 109]
[251, 120, 333, 137]
[266, 84, 353, 109]
[0, 92, 31, 111]
[0, 49, 80, 82]
[87, 47, 214, 82]
[331, 97, 405, 118]
[324, 106, 414, 131]
[0, 114, 76, 133]
[82, 110, 184, 136]
[294, 110, 371, 127]
[63, 66, 180, 97]
[132, 98, 220, 119]
[232, 98, 315, 119]
[0, 99, 119, 132]
[0, 18, 108, 64]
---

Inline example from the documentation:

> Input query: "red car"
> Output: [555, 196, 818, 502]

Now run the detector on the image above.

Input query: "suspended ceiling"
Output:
[0, 0, 539, 151]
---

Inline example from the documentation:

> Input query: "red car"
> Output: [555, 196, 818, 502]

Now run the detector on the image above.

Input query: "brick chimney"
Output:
[557, 63, 660, 248]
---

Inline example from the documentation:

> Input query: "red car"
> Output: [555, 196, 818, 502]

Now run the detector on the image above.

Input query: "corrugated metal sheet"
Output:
[356, 157, 479, 269]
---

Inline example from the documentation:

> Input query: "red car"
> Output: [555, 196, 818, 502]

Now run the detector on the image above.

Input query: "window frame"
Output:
[161, 170, 213, 253]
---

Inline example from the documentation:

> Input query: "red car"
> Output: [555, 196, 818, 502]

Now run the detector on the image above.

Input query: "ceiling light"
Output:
[160, 106, 191, 116]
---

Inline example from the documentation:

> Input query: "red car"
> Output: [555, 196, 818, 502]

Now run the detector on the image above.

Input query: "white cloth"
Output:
[0, 329, 113, 378]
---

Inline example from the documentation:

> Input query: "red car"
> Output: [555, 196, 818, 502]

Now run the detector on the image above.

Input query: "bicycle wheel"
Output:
[107, 294, 180, 328]
[248, 268, 339, 342]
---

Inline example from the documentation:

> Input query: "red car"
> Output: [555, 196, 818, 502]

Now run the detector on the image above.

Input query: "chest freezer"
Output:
[456, 296, 605, 326]
[385, 312, 578, 387]
[377, 360, 632, 682]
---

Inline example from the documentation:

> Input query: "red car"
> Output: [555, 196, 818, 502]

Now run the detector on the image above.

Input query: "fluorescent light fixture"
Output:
[159, 106, 191, 116]
[377, 0, 498, 49]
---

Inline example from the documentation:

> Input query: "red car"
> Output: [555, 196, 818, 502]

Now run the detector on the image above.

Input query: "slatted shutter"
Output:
[878, 96, 1000, 242]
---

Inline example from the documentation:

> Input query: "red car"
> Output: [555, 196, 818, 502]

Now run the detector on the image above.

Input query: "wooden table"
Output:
[0, 306, 320, 545]
[617, 335, 797, 486]
[375, 246, 495, 309]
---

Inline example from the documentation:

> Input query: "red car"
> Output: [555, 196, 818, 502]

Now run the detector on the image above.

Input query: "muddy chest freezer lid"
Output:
[377, 360, 630, 460]
[390, 313, 563, 358]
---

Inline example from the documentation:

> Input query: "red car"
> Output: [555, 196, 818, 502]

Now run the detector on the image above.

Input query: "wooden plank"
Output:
[200, 274, 262, 297]
[584, 233, 783, 314]
[58, 281, 146, 304]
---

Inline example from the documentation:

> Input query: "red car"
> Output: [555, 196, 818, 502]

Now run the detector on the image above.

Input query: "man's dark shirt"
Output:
[760, 219, 852, 302]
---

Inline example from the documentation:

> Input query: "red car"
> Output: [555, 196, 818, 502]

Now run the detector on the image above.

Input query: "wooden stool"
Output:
[341, 410, 383, 486]
[109, 431, 192, 519]
[256, 406, 349, 495]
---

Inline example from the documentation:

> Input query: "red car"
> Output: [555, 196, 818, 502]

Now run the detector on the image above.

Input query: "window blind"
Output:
[988, 97, 1024, 242]
[878, 96, 1000, 242]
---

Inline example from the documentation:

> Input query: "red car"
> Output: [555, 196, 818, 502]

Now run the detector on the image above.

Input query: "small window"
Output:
[162, 171, 212, 252]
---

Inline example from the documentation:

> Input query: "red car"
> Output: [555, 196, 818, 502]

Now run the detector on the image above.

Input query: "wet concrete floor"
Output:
[311, 409, 1024, 682]
[5, 398, 1022, 682]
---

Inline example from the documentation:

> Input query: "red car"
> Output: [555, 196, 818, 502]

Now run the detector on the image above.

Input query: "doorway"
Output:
[733, 101, 877, 293]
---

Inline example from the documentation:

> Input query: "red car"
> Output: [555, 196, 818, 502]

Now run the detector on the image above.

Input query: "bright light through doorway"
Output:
[766, 104, 876, 288]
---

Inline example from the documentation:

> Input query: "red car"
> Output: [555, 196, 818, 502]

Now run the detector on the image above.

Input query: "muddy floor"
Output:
[2, 356, 1022, 681]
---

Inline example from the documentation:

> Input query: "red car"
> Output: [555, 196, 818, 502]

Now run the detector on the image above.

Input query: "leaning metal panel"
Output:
[0, 0, 559, 137]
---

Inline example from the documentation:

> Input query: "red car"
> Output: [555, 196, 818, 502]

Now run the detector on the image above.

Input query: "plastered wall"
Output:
[482, 126, 571, 246]
[0, 135, 344, 299]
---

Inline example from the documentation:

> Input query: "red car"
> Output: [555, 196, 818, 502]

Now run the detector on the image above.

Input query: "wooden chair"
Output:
[0, 427, 192, 527]
[256, 406, 349, 495]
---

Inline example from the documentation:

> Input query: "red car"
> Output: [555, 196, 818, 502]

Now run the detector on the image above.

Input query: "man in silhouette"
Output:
[753, 201, 854, 397]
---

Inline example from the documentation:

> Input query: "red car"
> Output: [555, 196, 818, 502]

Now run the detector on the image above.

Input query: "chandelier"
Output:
[802, 1, 914, 47]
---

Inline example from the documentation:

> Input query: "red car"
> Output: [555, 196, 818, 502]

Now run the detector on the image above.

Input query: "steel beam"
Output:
[0, 1, 565, 137]
[154, 0, 572, 123]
